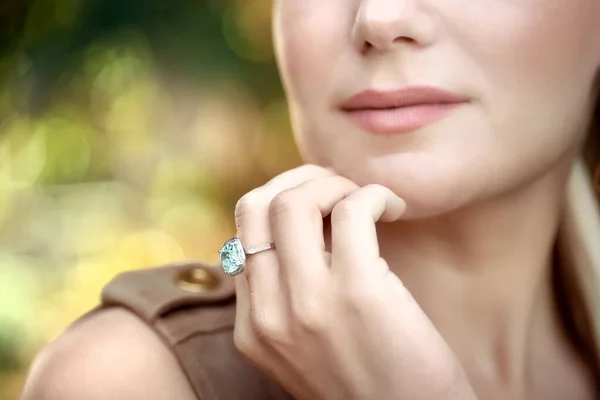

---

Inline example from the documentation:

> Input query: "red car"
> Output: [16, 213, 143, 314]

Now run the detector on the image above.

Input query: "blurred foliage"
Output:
[0, 0, 302, 398]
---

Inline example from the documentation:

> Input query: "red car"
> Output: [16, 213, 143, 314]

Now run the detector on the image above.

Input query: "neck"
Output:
[376, 158, 575, 391]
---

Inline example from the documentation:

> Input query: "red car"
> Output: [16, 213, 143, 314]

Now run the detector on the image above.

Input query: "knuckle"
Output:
[269, 190, 301, 219]
[339, 281, 375, 312]
[331, 199, 360, 223]
[235, 189, 264, 220]
[292, 301, 327, 333]
[250, 310, 288, 344]
[364, 184, 392, 199]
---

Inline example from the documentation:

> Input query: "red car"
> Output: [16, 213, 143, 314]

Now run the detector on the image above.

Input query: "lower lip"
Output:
[343, 103, 465, 135]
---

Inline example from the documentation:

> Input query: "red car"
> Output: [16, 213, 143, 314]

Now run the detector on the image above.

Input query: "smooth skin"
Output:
[22, 0, 600, 399]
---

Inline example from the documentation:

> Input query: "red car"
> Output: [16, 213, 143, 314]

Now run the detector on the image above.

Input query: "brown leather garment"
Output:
[99, 261, 293, 400]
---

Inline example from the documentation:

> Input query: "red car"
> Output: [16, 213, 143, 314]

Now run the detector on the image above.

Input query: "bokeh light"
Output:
[0, 1, 302, 398]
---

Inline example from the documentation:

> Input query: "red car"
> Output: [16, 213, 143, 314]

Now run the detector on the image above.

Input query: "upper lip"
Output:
[341, 85, 469, 110]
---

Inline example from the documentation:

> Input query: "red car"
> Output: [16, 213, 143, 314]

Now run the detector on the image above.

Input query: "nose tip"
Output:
[353, 0, 435, 53]
[360, 21, 417, 51]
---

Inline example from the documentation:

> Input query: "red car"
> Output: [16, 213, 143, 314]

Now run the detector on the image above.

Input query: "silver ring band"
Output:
[245, 242, 276, 256]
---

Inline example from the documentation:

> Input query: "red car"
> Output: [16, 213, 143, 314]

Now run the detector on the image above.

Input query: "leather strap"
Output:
[99, 261, 292, 400]
[101, 261, 236, 323]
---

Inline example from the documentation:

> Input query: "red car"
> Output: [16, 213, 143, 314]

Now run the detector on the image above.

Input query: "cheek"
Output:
[444, 0, 600, 176]
[273, 2, 351, 101]
[449, 0, 599, 107]
[273, 2, 354, 163]
[450, 0, 599, 65]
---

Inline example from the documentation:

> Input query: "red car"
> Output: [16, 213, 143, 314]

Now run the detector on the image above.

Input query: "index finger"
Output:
[330, 184, 406, 275]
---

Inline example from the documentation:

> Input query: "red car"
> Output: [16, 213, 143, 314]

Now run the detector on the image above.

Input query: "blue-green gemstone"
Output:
[218, 238, 246, 276]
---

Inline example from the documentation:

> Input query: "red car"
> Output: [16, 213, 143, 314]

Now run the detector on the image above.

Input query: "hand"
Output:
[233, 164, 476, 400]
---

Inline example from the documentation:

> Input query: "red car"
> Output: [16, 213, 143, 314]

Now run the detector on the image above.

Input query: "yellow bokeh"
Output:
[0, 2, 300, 399]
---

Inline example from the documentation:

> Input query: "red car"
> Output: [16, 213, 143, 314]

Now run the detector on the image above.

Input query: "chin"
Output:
[333, 153, 481, 220]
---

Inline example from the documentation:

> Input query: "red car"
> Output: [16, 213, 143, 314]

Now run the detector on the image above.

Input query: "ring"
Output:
[218, 237, 276, 276]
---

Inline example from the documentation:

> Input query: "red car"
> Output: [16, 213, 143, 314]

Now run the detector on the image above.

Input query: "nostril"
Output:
[361, 36, 417, 54]
[395, 36, 416, 44]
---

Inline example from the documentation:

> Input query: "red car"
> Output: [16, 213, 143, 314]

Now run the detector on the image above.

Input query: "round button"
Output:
[176, 267, 221, 293]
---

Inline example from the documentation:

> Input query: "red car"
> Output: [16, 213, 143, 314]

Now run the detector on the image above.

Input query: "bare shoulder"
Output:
[20, 307, 197, 400]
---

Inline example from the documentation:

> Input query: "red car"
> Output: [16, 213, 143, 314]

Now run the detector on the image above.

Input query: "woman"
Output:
[21, 0, 600, 399]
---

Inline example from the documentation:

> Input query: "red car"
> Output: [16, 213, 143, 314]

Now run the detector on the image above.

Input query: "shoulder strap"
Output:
[100, 261, 292, 400]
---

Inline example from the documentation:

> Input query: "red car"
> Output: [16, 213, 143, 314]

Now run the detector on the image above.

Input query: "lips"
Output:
[341, 86, 469, 135]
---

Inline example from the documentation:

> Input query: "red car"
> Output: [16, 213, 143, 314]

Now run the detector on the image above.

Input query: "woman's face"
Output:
[273, 0, 600, 218]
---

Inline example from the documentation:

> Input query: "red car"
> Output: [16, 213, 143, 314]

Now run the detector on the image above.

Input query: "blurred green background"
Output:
[0, 1, 302, 398]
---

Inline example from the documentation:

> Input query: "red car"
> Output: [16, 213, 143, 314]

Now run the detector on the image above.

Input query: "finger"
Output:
[234, 165, 335, 336]
[236, 165, 336, 284]
[270, 175, 359, 298]
[330, 184, 406, 276]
